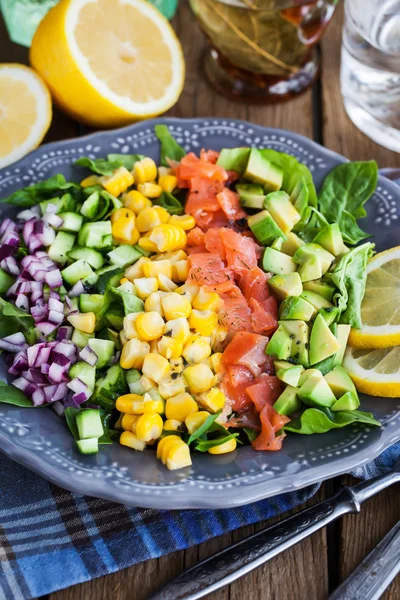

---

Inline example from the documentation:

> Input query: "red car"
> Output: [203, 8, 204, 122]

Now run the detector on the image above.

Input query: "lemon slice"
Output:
[343, 345, 400, 397]
[30, 0, 185, 128]
[0, 64, 51, 169]
[348, 246, 400, 349]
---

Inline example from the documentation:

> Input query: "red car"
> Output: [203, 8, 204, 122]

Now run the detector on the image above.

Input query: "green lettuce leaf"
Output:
[284, 407, 381, 434]
[0, 175, 78, 207]
[0, 298, 36, 344]
[155, 125, 186, 166]
[0, 381, 33, 407]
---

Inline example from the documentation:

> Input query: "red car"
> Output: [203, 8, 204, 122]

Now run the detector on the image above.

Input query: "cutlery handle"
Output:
[148, 488, 359, 600]
[329, 520, 400, 600]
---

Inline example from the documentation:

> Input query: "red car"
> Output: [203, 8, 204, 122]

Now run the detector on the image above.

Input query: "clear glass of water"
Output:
[341, 0, 400, 152]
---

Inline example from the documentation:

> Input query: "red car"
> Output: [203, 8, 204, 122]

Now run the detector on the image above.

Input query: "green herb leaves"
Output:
[155, 124, 186, 166]
[284, 407, 381, 434]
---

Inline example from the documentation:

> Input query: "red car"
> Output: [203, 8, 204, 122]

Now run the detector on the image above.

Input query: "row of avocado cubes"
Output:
[272, 364, 359, 416]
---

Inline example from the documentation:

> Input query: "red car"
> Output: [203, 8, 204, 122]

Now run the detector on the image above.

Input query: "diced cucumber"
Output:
[107, 245, 143, 268]
[48, 232, 75, 266]
[67, 248, 105, 270]
[40, 197, 63, 214]
[71, 329, 94, 349]
[80, 192, 100, 219]
[58, 212, 83, 232]
[96, 327, 121, 350]
[95, 266, 124, 293]
[80, 294, 105, 314]
[76, 438, 99, 454]
[88, 338, 115, 369]
[126, 369, 146, 394]
[76, 409, 104, 439]
[78, 221, 112, 249]
[106, 304, 124, 331]
[69, 361, 96, 391]
[61, 259, 94, 286]
[0, 268, 15, 294]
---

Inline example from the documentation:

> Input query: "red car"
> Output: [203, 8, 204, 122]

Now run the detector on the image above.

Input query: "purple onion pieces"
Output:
[68, 280, 85, 297]
[56, 326, 73, 341]
[17, 207, 41, 222]
[44, 269, 62, 289]
[36, 322, 57, 336]
[79, 345, 98, 367]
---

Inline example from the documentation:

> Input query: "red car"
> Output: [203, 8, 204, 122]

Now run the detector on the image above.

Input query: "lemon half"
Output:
[343, 346, 400, 397]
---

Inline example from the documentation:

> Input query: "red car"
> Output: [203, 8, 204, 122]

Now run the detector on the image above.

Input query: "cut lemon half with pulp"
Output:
[30, 0, 185, 128]
[343, 346, 400, 397]
[349, 246, 400, 349]
[0, 64, 51, 169]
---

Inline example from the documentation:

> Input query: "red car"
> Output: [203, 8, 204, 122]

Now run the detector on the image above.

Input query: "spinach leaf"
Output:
[297, 207, 329, 242]
[284, 407, 381, 434]
[318, 161, 378, 244]
[329, 242, 375, 329]
[109, 285, 144, 315]
[155, 124, 186, 166]
[64, 407, 80, 439]
[260, 149, 317, 207]
[0, 298, 36, 344]
[98, 409, 120, 444]
[194, 432, 240, 452]
[0, 381, 33, 407]
[0, 175, 77, 207]
[187, 410, 222, 445]
[74, 157, 121, 176]
[107, 154, 144, 171]
[155, 191, 184, 215]
[242, 427, 258, 442]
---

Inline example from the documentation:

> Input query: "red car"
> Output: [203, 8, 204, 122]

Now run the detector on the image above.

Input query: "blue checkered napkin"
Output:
[0, 443, 399, 600]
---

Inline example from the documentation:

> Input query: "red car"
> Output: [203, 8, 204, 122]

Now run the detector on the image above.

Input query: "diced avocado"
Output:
[216, 147, 250, 174]
[279, 296, 315, 322]
[78, 221, 112, 249]
[293, 243, 335, 274]
[48, 231, 75, 266]
[312, 355, 336, 376]
[71, 329, 93, 349]
[264, 191, 301, 234]
[266, 327, 292, 360]
[271, 237, 283, 251]
[281, 232, 305, 256]
[297, 255, 323, 283]
[76, 438, 99, 454]
[236, 183, 265, 209]
[58, 212, 83, 233]
[244, 148, 283, 192]
[319, 307, 340, 327]
[269, 272, 303, 300]
[332, 391, 360, 412]
[298, 370, 336, 408]
[106, 304, 124, 331]
[274, 361, 304, 387]
[61, 259, 94, 286]
[289, 177, 309, 216]
[80, 294, 105, 314]
[298, 368, 320, 387]
[95, 265, 124, 293]
[309, 314, 341, 366]
[262, 248, 297, 275]
[279, 320, 310, 367]
[88, 338, 115, 369]
[273, 386, 303, 415]
[248, 210, 286, 246]
[324, 365, 356, 398]
[67, 248, 105, 270]
[313, 224, 346, 257]
[300, 290, 333, 310]
[69, 361, 96, 391]
[126, 369, 146, 394]
[333, 324, 351, 366]
[76, 409, 104, 440]
[303, 280, 335, 302]
[0, 268, 15, 295]
[107, 245, 142, 269]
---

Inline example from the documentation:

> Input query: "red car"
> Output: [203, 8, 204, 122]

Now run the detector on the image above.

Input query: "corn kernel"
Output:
[137, 182, 163, 198]
[157, 336, 183, 360]
[163, 250, 188, 263]
[112, 213, 137, 244]
[209, 325, 229, 353]
[116, 393, 144, 413]
[158, 436, 190, 469]
[120, 338, 150, 369]
[158, 174, 178, 193]
[122, 190, 152, 214]
[67, 312, 96, 334]
[183, 364, 214, 394]
[135, 311, 164, 340]
[120, 431, 146, 451]
[168, 214, 196, 231]
[158, 166, 173, 178]
[134, 157, 158, 184]
[142, 353, 170, 383]
[148, 388, 162, 402]
[163, 419, 182, 431]
[208, 438, 237, 455]
[198, 387, 226, 413]
[189, 310, 219, 336]
[176, 283, 199, 302]
[144, 292, 164, 316]
[193, 288, 222, 312]
[149, 339, 158, 353]
[138, 237, 158, 253]
[139, 375, 156, 392]
[134, 277, 158, 300]
[166, 441, 192, 470]
[153, 206, 170, 223]
[156, 435, 180, 460]
[136, 207, 162, 233]
[124, 393, 165, 415]
[165, 393, 198, 422]
[119, 330, 128, 346]
[185, 411, 210, 435]
[162, 293, 191, 320]
[120, 277, 129, 285]
[136, 413, 163, 442]
[121, 414, 140, 432]
[210, 352, 223, 373]
[149, 224, 187, 252]
[119, 280, 136, 294]
[123, 312, 144, 340]
[80, 174, 99, 188]
[99, 167, 134, 197]
[125, 257, 151, 281]
[182, 335, 212, 364]
[172, 260, 189, 282]
[158, 273, 178, 292]
[170, 357, 184, 374]
[143, 259, 172, 279]
[158, 375, 186, 399]
[164, 317, 190, 343]
[111, 207, 134, 224]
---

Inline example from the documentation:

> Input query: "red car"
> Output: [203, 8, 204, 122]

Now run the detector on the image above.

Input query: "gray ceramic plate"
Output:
[0, 118, 399, 509]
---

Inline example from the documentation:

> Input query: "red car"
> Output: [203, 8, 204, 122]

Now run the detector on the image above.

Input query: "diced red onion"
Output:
[0, 245, 16, 261]
[71, 392, 89, 406]
[15, 293, 29, 312]
[30, 305, 48, 321]
[48, 310, 65, 325]
[45, 269, 62, 288]
[34, 251, 48, 259]
[1, 231, 20, 247]
[18, 281, 31, 295]
[54, 341, 77, 359]
[36, 322, 57, 336]
[0, 333, 27, 352]
[67, 377, 89, 395]
[30, 369, 48, 385]
[17, 207, 41, 222]
[1, 256, 19, 276]
[44, 213, 63, 228]
[53, 383, 68, 402]
[52, 401, 65, 416]
[41, 363, 50, 375]
[32, 388, 46, 406]
[68, 280, 86, 297]
[48, 362, 69, 383]
[56, 326, 73, 341]
[49, 290, 60, 300]
[12, 377, 36, 397]
[8, 350, 28, 375]
[48, 297, 64, 313]
[44, 384, 58, 402]
[0, 218, 17, 236]
[79, 345, 98, 367]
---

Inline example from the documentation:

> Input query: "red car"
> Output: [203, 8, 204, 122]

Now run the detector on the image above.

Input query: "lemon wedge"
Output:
[349, 246, 400, 349]
[0, 64, 51, 169]
[343, 345, 400, 397]
[30, 0, 185, 128]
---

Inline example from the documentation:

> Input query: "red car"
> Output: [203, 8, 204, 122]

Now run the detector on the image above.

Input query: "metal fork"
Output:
[147, 460, 400, 600]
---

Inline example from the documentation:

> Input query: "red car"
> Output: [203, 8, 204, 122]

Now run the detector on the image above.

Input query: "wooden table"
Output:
[1, 3, 399, 599]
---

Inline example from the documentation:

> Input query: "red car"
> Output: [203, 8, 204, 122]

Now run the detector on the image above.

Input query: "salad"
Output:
[0, 125, 381, 470]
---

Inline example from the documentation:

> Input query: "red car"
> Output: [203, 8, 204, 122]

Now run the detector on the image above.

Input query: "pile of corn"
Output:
[84, 157, 235, 470]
